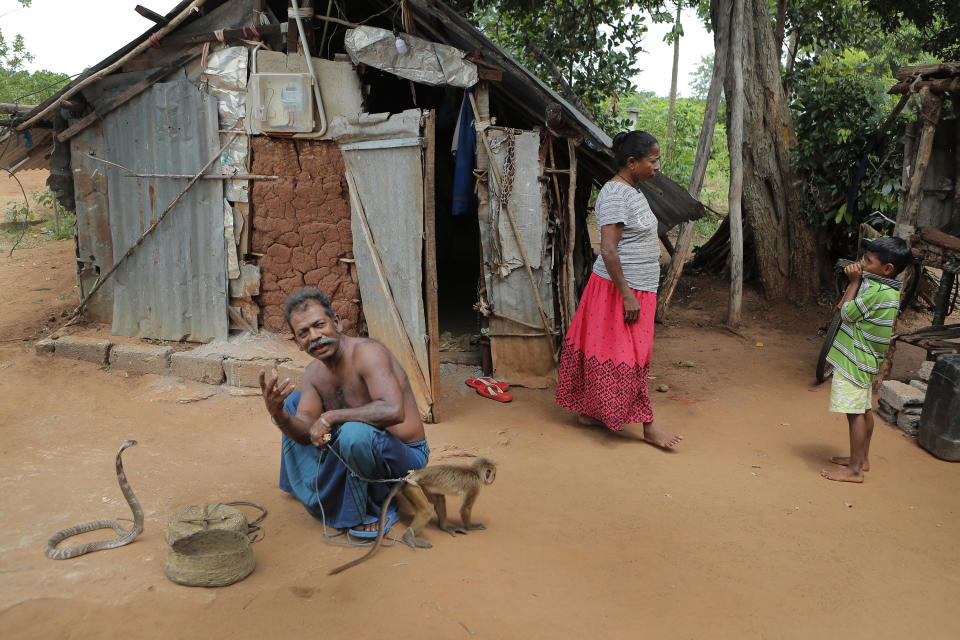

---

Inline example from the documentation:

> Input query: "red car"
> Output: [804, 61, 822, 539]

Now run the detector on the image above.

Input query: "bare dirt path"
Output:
[1, 237, 958, 639]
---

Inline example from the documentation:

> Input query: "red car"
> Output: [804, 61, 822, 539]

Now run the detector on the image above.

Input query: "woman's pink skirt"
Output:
[555, 273, 655, 429]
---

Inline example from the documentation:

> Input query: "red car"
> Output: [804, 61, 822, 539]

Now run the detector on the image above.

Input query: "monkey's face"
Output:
[290, 301, 343, 360]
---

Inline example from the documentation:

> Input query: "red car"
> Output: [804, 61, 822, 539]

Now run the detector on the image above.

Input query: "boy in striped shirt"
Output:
[822, 236, 912, 483]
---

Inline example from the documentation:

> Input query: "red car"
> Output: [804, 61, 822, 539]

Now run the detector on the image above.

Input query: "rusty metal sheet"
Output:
[479, 128, 555, 387]
[101, 79, 228, 342]
[336, 110, 433, 418]
[71, 124, 113, 322]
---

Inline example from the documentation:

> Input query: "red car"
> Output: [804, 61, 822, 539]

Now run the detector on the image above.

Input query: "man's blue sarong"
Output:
[278, 391, 429, 529]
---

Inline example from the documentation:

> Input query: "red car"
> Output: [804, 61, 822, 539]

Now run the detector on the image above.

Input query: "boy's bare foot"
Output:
[643, 423, 683, 449]
[830, 456, 870, 471]
[577, 413, 604, 427]
[820, 467, 864, 483]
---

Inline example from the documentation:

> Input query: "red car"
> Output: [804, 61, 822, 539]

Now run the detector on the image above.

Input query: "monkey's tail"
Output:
[328, 481, 404, 575]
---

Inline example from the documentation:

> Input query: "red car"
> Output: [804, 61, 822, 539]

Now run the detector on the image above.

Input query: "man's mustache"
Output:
[307, 336, 338, 352]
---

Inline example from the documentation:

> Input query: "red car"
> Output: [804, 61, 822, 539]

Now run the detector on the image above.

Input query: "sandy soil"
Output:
[2, 220, 960, 637]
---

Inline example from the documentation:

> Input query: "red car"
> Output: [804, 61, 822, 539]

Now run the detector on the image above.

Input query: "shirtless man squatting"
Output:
[259, 288, 429, 537]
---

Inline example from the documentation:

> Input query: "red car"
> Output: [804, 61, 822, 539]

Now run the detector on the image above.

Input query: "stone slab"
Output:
[53, 336, 112, 365]
[897, 411, 921, 436]
[277, 361, 308, 391]
[229, 263, 261, 298]
[34, 338, 55, 355]
[878, 380, 925, 412]
[909, 379, 928, 393]
[109, 343, 172, 375]
[224, 357, 277, 388]
[875, 403, 898, 425]
[918, 360, 934, 382]
[171, 351, 225, 385]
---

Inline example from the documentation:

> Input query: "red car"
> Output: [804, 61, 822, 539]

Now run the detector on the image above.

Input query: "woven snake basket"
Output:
[164, 504, 255, 587]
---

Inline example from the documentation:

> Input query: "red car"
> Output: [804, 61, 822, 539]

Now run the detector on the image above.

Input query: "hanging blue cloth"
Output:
[451, 88, 477, 217]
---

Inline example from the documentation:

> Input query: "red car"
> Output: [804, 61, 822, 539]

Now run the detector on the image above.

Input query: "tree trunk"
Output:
[664, 1, 682, 164]
[723, 0, 820, 300]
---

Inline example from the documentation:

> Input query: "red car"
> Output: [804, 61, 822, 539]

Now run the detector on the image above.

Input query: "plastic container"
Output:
[248, 73, 314, 134]
[918, 354, 960, 461]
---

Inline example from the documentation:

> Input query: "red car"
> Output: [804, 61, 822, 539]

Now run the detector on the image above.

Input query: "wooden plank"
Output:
[57, 52, 199, 143]
[896, 62, 960, 81]
[422, 110, 440, 423]
[344, 166, 434, 412]
[898, 88, 943, 236]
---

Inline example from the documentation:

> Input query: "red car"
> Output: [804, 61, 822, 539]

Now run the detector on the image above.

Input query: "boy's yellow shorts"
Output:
[829, 374, 872, 414]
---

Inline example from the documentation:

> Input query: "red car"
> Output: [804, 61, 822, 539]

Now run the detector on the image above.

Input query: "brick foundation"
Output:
[250, 137, 361, 334]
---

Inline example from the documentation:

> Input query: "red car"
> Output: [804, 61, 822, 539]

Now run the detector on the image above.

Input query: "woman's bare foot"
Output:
[830, 456, 870, 471]
[349, 522, 380, 534]
[820, 467, 864, 483]
[642, 423, 683, 449]
[578, 413, 604, 427]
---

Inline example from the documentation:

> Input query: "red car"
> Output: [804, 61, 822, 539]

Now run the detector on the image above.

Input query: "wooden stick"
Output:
[564, 137, 578, 327]
[83, 152, 271, 180]
[727, 0, 745, 328]
[343, 166, 434, 407]
[0, 102, 35, 116]
[70, 133, 239, 320]
[488, 310, 558, 333]
[57, 52, 200, 143]
[422, 109, 440, 423]
[546, 141, 567, 328]
[469, 92, 556, 361]
[18, 0, 209, 131]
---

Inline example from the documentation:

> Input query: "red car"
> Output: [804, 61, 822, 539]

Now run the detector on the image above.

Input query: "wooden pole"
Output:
[422, 110, 439, 422]
[344, 167, 433, 408]
[656, 0, 732, 322]
[896, 87, 943, 238]
[726, 0, 745, 328]
[70, 133, 239, 320]
[17, 0, 209, 131]
[469, 93, 556, 361]
[546, 141, 567, 327]
[565, 137, 578, 326]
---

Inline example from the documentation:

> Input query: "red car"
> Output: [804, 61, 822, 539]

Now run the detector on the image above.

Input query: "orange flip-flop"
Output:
[472, 379, 513, 402]
[465, 377, 509, 393]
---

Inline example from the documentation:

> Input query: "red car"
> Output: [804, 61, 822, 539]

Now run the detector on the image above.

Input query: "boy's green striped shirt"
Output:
[826, 274, 902, 389]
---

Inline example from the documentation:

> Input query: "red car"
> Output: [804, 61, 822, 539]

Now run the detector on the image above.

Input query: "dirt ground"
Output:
[2, 177, 960, 638]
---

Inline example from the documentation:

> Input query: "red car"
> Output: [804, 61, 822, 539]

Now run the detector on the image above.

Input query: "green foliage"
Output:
[2, 189, 74, 244]
[449, 0, 670, 132]
[864, 0, 960, 60]
[616, 91, 729, 212]
[0, 0, 69, 106]
[688, 54, 714, 101]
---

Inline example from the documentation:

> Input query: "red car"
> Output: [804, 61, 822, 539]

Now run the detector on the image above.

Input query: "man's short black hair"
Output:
[862, 236, 912, 276]
[284, 288, 335, 331]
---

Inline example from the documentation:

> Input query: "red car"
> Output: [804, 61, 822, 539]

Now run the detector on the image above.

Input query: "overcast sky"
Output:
[2, 1, 713, 98]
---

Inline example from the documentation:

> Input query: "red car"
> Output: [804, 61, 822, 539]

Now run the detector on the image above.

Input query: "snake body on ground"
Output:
[45, 440, 144, 560]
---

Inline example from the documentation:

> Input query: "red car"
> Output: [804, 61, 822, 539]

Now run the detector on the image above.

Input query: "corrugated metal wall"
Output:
[101, 80, 228, 342]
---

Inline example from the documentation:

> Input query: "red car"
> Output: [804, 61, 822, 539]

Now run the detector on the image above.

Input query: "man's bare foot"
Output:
[830, 456, 870, 471]
[578, 413, 604, 427]
[349, 522, 380, 534]
[820, 467, 864, 483]
[642, 423, 683, 449]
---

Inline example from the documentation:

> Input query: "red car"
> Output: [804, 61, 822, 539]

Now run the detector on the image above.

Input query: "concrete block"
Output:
[878, 380, 925, 412]
[902, 405, 923, 415]
[34, 338, 56, 355]
[224, 357, 276, 388]
[918, 360, 934, 382]
[229, 263, 261, 298]
[897, 411, 921, 436]
[109, 343, 172, 375]
[875, 402, 898, 425]
[277, 361, 308, 391]
[909, 379, 928, 393]
[171, 351, 225, 384]
[53, 336, 112, 365]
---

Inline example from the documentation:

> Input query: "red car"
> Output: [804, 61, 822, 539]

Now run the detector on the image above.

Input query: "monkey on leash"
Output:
[328, 458, 497, 575]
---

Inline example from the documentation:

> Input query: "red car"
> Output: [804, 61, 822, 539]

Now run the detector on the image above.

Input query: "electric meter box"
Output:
[248, 73, 314, 134]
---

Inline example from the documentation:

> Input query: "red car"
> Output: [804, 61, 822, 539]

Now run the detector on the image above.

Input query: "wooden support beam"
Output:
[422, 109, 439, 423]
[564, 137, 578, 328]
[896, 88, 943, 237]
[727, 0, 745, 328]
[164, 22, 284, 47]
[135, 5, 169, 25]
[888, 76, 960, 95]
[0, 102, 36, 117]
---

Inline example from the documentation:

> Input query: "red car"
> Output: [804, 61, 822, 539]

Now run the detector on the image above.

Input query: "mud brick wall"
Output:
[250, 137, 361, 334]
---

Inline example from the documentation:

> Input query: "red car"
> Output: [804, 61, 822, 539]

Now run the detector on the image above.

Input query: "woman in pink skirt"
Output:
[555, 130, 682, 448]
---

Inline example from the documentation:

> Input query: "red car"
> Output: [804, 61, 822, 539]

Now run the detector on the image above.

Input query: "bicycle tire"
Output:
[816, 310, 842, 384]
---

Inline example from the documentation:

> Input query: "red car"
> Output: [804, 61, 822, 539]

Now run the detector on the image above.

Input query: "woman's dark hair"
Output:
[612, 130, 659, 168]
[284, 288, 335, 330]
